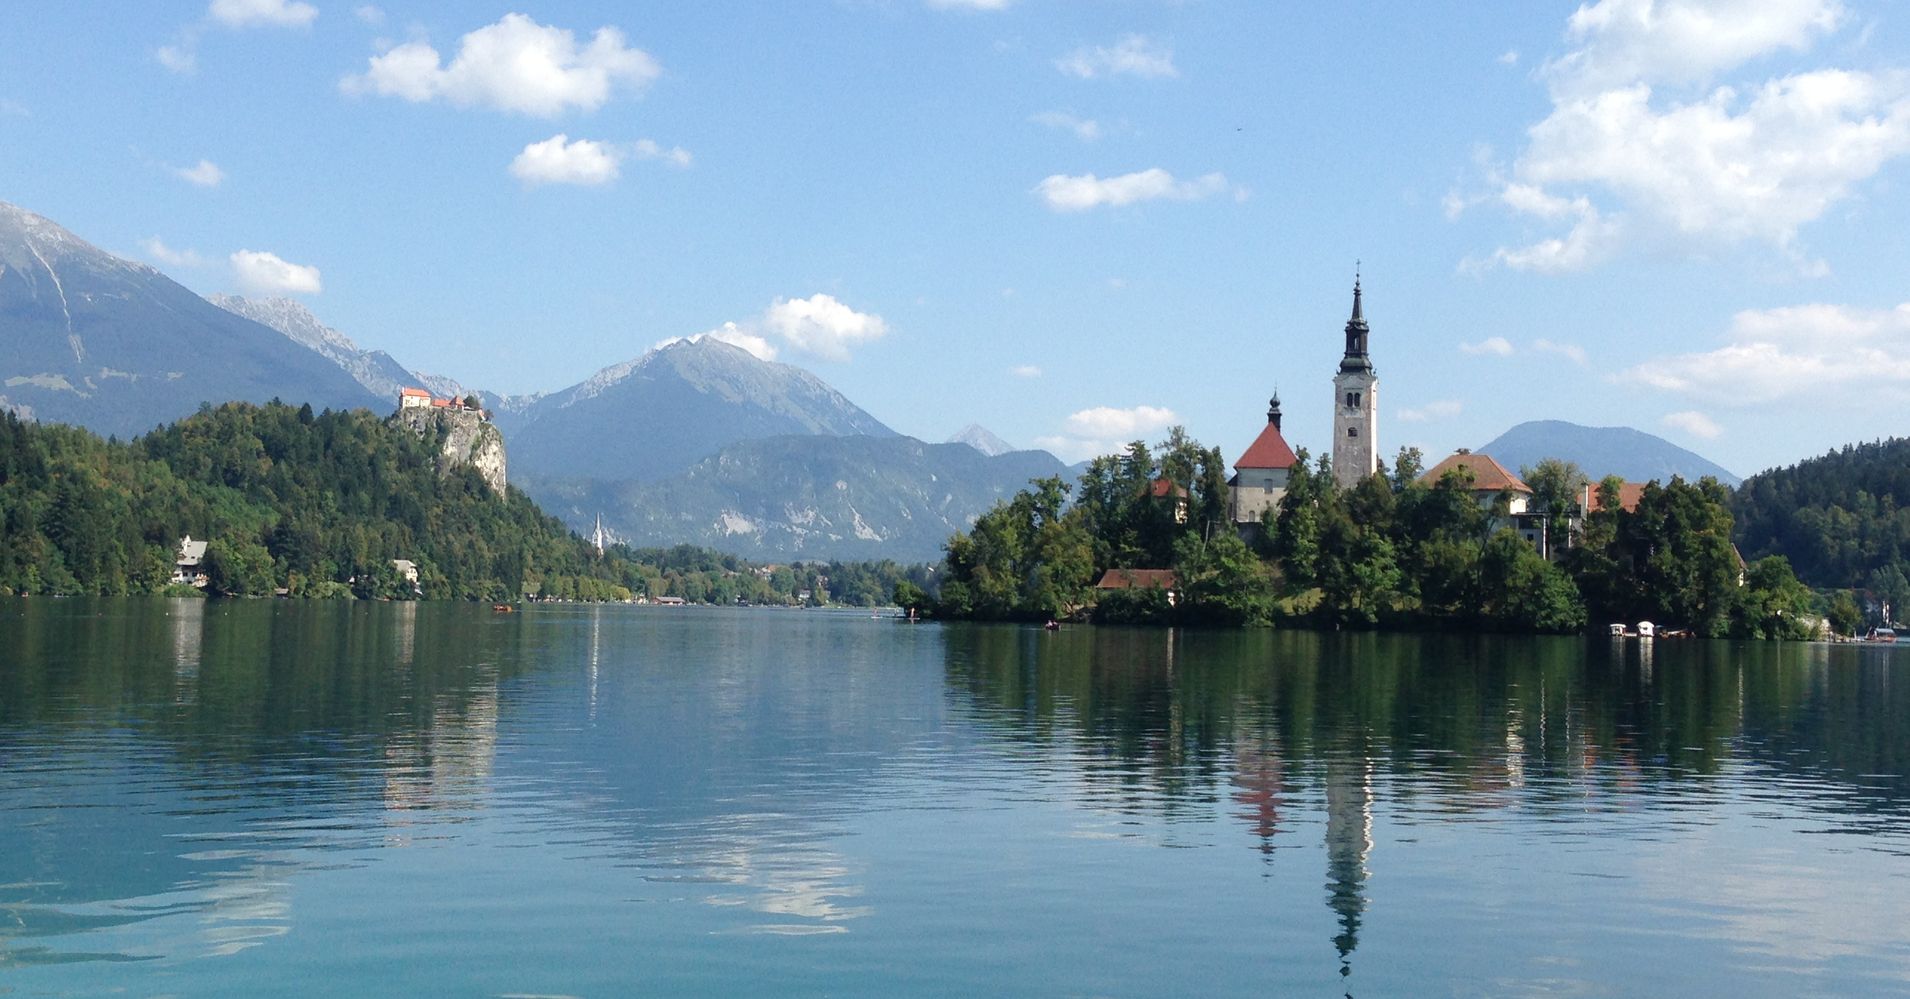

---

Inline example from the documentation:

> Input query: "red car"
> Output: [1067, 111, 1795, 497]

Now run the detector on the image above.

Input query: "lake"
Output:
[1, 600, 1907, 997]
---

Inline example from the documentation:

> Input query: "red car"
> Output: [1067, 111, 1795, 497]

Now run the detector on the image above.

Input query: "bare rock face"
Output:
[394, 407, 508, 496]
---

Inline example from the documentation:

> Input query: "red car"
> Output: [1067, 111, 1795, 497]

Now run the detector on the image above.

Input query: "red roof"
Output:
[1419, 452, 1532, 493]
[1146, 477, 1189, 499]
[1234, 422, 1298, 471]
[399, 387, 431, 398]
[1585, 481, 1646, 513]
[1095, 568, 1179, 590]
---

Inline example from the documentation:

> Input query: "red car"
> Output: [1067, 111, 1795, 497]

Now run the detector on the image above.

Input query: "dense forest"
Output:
[0, 403, 923, 604]
[920, 429, 1822, 638]
[1733, 436, 1910, 620]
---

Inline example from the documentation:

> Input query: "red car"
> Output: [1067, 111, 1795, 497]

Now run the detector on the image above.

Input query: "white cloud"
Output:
[1662, 410, 1724, 438]
[1035, 168, 1232, 212]
[174, 159, 225, 187]
[1499, 49, 1521, 66]
[230, 249, 322, 295]
[1064, 404, 1177, 439]
[1010, 364, 1042, 378]
[763, 294, 890, 361]
[354, 5, 384, 26]
[1621, 301, 1910, 404]
[632, 138, 692, 168]
[510, 134, 622, 186]
[209, 0, 318, 28]
[668, 295, 890, 362]
[1056, 34, 1177, 80]
[927, 0, 1011, 9]
[141, 237, 207, 269]
[157, 43, 197, 74]
[1465, 0, 1910, 271]
[1030, 111, 1102, 141]
[341, 13, 660, 117]
[1545, 0, 1844, 97]
[1459, 336, 1515, 356]
[1032, 404, 1179, 462]
[1399, 400, 1464, 423]
[655, 322, 780, 362]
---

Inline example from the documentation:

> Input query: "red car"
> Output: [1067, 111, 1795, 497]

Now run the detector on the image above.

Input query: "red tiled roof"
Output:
[1585, 481, 1646, 513]
[1094, 568, 1179, 590]
[1234, 422, 1298, 470]
[1419, 452, 1532, 493]
[399, 387, 431, 397]
[431, 398, 453, 407]
[1146, 477, 1189, 498]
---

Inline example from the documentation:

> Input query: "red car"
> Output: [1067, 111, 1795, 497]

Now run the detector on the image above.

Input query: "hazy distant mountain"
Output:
[525, 433, 1071, 562]
[509, 336, 897, 481]
[1478, 420, 1741, 487]
[208, 294, 468, 405]
[0, 201, 382, 437]
[948, 423, 1015, 457]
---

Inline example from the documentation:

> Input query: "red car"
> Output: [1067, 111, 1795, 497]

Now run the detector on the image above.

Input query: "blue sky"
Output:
[2, 0, 1907, 477]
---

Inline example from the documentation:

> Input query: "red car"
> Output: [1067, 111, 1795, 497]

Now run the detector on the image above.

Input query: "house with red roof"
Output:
[1230, 393, 1299, 535]
[1094, 568, 1180, 606]
[1421, 450, 1558, 554]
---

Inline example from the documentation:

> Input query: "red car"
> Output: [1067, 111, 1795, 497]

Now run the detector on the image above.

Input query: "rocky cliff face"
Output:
[394, 407, 507, 496]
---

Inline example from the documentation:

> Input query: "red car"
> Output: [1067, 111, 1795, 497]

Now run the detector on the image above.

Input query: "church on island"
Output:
[1221, 277, 1551, 551]
[1227, 277, 1380, 535]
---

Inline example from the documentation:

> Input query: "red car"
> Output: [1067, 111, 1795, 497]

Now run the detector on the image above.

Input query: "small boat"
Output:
[1867, 627, 1898, 643]
[492, 604, 516, 614]
[1637, 621, 1656, 639]
[1608, 623, 1626, 637]
[1044, 620, 1061, 631]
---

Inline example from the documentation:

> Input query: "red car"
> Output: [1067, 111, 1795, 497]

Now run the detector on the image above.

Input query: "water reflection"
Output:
[3, 601, 1909, 995]
[941, 624, 1910, 992]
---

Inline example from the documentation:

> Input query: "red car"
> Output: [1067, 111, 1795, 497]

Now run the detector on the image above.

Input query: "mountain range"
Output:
[1478, 420, 1742, 487]
[0, 202, 380, 438]
[0, 199, 1751, 562]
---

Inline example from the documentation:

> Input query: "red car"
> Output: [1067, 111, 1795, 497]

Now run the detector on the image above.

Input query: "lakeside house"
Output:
[1095, 568, 1180, 606]
[171, 535, 209, 588]
[1419, 450, 1554, 556]
[1147, 477, 1190, 525]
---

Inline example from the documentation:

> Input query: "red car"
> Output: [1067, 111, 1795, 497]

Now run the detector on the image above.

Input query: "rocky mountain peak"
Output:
[948, 424, 1016, 457]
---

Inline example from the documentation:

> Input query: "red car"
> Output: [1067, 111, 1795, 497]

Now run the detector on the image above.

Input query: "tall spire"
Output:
[1267, 389, 1283, 430]
[1340, 269, 1372, 372]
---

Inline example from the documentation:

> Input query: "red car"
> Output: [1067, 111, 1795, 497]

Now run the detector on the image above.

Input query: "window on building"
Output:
[1347, 427, 1358, 438]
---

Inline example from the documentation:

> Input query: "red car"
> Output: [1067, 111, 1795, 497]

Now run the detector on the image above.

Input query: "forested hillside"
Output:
[1733, 437, 1910, 613]
[0, 402, 921, 603]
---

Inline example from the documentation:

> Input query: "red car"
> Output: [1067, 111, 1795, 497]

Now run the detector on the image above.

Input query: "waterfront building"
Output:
[1229, 393, 1298, 536]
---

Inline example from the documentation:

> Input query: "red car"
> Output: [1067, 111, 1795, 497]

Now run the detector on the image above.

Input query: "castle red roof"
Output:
[1234, 422, 1298, 471]
[1419, 452, 1532, 493]
[399, 387, 431, 398]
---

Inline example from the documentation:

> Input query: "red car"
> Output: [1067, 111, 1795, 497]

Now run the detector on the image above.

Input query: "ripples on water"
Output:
[2, 600, 1908, 996]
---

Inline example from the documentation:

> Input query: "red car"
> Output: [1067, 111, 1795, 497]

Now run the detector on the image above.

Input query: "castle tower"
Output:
[1331, 276, 1378, 488]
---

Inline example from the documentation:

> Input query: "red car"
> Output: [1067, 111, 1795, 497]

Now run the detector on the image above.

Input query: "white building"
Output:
[1230, 393, 1299, 533]
[171, 535, 209, 588]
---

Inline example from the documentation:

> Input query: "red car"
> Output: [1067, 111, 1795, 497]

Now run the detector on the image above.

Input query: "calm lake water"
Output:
[2, 600, 1908, 997]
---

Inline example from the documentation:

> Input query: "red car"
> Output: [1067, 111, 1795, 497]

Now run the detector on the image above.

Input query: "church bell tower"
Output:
[1331, 276, 1379, 488]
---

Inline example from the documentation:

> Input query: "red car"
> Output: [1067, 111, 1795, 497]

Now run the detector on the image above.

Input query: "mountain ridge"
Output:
[1477, 419, 1741, 487]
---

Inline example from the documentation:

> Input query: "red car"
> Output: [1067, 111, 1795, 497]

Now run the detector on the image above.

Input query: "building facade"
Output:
[1331, 279, 1379, 489]
[1230, 393, 1298, 532]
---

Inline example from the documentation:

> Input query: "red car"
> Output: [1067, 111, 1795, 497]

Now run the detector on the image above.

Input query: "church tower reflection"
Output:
[1323, 752, 1373, 991]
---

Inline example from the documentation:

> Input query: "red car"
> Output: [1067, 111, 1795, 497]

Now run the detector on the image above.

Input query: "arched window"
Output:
[1347, 427, 1358, 438]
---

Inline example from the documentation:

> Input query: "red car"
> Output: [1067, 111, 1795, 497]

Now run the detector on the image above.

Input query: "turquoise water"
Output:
[2, 600, 1908, 996]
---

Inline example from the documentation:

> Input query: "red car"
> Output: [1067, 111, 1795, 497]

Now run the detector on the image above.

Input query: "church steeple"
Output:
[1340, 272, 1372, 372]
[1267, 390, 1282, 430]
